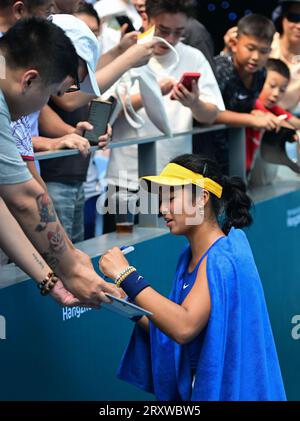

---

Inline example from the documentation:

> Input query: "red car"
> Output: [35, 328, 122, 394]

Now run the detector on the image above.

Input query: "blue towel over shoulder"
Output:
[117, 228, 286, 401]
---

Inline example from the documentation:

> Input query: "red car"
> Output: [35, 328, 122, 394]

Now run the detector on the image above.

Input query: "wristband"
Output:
[115, 266, 136, 287]
[120, 270, 150, 301]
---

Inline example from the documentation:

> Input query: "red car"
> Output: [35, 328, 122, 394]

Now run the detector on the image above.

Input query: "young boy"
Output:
[247, 58, 300, 185]
[246, 58, 300, 172]
[215, 14, 283, 132]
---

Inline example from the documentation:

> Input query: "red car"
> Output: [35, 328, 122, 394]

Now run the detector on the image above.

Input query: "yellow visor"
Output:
[142, 163, 223, 199]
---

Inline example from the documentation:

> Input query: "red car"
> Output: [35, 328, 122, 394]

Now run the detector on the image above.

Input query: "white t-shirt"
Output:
[106, 42, 225, 190]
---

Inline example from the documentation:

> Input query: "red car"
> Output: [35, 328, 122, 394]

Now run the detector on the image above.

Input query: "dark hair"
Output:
[273, 2, 300, 34]
[145, 0, 196, 19]
[76, 2, 101, 28]
[266, 58, 291, 80]
[171, 154, 253, 235]
[0, 0, 51, 11]
[0, 17, 78, 85]
[237, 13, 276, 44]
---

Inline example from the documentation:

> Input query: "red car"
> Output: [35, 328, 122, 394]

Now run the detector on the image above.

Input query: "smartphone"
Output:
[115, 15, 136, 33]
[170, 72, 201, 100]
[84, 100, 113, 145]
[178, 72, 201, 92]
[106, 95, 118, 116]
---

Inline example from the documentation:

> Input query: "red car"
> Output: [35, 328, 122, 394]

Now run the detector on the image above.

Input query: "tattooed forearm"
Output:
[41, 252, 59, 270]
[48, 225, 67, 254]
[40, 225, 67, 270]
[32, 252, 45, 270]
[35, 193, 57, 232]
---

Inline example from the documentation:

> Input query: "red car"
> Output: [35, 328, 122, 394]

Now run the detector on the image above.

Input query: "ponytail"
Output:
[221, 176, 253, 235]
[170, 154, 253, 235]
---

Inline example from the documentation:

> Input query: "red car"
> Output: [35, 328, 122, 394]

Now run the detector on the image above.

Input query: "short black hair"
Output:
[0, 17, 78, 85]
[0, 0, 50, 11]
[237, 14, 276, 44]
[145, 0, 196, 19]
[266, 58, 291, 80]
[76, 2, 101, 28]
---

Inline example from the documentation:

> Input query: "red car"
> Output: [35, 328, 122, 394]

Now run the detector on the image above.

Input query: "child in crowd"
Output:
[247, 58, 300, 185]
[246, 58, 300, 173]
[100, 154, 286, 401]
[215, 14, 283, 132]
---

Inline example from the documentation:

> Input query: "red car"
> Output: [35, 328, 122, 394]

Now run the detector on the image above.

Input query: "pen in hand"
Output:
[101, 246, 135, 281]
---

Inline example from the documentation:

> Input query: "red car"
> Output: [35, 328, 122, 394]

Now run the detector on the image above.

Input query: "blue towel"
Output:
[117, 228, 286, 401]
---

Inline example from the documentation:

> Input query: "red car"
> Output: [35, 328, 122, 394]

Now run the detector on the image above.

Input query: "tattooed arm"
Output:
[0, 179, 119, 305]
[0, 196, 81, 306]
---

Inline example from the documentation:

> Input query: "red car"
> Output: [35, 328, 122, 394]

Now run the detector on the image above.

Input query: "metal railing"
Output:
[0, 124, 246, 286]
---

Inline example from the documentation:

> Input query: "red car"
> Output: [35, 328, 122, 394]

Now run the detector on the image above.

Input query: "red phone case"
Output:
[178, 72, 201, 91]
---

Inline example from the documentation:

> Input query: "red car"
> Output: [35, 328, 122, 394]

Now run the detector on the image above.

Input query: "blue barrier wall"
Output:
[1, 188, 300, 400]
[246, 188, 300, 401]
[0, 234, 186, 400]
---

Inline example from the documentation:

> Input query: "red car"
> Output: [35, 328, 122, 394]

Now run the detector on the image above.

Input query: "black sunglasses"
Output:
[65, 74, 81, 93]
[285, 12, 300, 23]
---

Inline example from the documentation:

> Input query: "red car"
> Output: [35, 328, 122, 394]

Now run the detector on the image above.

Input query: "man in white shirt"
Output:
[106, 0, 224, 196]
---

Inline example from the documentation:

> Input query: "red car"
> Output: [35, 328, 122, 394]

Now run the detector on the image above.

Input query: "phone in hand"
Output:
[170, 72, 201, 100]
[115, 15, 136, 33]
[84, 100, 113, 145]
[178, 72, 201, 91]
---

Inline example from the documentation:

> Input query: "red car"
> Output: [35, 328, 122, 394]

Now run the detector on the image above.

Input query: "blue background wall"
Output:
[1, 189, 300, 400]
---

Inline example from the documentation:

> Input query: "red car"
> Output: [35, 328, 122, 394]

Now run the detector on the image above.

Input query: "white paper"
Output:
[102, 293, 152, 319]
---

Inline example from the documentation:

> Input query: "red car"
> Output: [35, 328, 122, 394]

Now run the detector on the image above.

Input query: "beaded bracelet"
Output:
[37, 272, 59, 296]
[115, 266, 136, 288]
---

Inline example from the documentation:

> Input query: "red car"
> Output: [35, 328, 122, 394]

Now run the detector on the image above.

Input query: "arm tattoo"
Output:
[32, 253, 45, 270]
[41, 252, 59, 270]
[40, 225, 67, 270]
[35, 193, 57, 232]
[48, 225, 67, 254]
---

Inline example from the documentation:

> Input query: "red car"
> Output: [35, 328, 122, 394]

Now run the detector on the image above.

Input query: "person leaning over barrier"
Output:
[0, 17, 118, 306]
[222, 0, 300, 112]
[215, 14, 284, 132]
[0, 1, 107, 195]
[100, 153, 286, 401]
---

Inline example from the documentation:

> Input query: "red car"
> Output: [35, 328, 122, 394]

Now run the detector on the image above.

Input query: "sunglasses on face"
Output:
[285, 12, 300, 23]
[65, 74, 81, 93]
